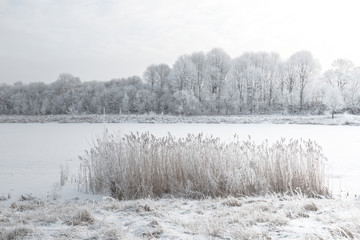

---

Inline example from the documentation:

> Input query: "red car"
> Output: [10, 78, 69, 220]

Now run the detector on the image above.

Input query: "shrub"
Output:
[77, 131, 328, 200]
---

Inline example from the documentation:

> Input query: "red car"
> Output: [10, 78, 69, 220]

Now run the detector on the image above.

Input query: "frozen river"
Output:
[1, 123, 360, 200]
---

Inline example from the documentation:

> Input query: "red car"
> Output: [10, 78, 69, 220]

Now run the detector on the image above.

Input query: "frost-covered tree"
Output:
[11, 49, 360, 116]
[123, 85, 138, 113]
[190, 51, 207, 102]
[134, 89, 155, 114]
[0, 84, 12, 114]
[170, 90, 199, 115]
[283, 59, 297, 94]
[152, 64, 171, 113]
[230, 52, 282, 113]
[143, 64, 171, 91]
[221, 82, 238, 114]
[155, 64, 171, 90]
[245, 66, 262, 113]
[231, 56, 247, 112]
[170, 55, 197, 92]
[143, 65, 158, 91]
[49, 73, 82, 114]
[121, 92, 130, 114]
[288, 51, 320, 110]
[324, 85, 345, 118]
[323, 59, 360, 113]
[79, 81, 105, 114]
[26, 82, 47, 115]
[259, 52, 281, 107]
[206, 48, 231, 113]
[206, 48, 231, 96]
[324, 59, 354, 90]
[344, 67, 360, 112]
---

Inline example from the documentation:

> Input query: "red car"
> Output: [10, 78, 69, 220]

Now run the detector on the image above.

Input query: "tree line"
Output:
[1, 48, 359, 116]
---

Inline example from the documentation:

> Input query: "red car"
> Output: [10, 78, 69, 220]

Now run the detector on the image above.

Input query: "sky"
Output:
[1, 0, 360, 84]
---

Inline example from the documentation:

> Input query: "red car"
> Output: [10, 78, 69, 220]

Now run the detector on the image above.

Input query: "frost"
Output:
[78, 131, 328, 199]
[1, 196, 360, 239]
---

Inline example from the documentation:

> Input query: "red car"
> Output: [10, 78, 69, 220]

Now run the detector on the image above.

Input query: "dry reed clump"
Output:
[77, 131, 329, 200]
[60, 164, 69, 186]
[0, 227, 33, 240]
[10, 195, 45, 212]
[0, 195, 8, 201]
[65, 209, 95, 226]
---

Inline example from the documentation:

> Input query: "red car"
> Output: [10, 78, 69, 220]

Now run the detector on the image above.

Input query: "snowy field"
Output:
[1, 122, 360, 239]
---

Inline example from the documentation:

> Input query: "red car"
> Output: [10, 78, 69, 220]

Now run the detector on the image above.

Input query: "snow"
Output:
[1, 119, 360, 238]
[1, 122, 360, 202]
[1, 195, 360, 239]
[0, 123, 106, 202]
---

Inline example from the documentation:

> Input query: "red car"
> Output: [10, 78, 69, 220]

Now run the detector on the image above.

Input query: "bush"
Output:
[77, 131, 328, 200]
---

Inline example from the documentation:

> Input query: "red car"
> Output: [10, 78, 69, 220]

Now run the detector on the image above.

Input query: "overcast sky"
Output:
[1, 0, 360, 84]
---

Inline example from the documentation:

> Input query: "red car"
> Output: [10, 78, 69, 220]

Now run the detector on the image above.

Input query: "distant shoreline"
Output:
[1, 113, 360, 125]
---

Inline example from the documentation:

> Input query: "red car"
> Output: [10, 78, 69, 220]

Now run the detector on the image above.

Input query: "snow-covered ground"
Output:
[1, 194, 360, 239]
[1, 121, 360, 239]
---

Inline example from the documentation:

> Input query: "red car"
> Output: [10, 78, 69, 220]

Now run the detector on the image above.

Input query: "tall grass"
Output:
[77, 131, 328, 200]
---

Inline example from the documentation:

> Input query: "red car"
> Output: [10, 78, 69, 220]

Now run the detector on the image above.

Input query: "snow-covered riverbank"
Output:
[1, 194, 360, 239]
[1, 113, 360, 125]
